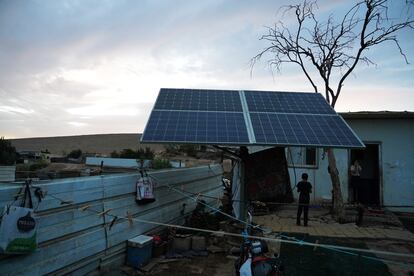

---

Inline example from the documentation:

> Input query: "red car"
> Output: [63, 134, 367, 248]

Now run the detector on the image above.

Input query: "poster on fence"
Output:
[0, 205, 38, 254]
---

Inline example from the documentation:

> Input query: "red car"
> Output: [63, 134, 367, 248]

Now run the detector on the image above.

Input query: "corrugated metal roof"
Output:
[340, 111, 414, 119]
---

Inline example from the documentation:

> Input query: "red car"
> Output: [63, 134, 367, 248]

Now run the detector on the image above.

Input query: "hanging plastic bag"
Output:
[0, 181, 38, 254]
[239, 256, 253, 276]
[136, 171, 156, 205]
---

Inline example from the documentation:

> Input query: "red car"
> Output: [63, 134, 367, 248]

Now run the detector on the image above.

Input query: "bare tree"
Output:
[252, 0, 413, 220]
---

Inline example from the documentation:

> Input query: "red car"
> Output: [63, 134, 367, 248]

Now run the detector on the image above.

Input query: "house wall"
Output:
[0, 165, 223, 275]
[346, 118, 414, 211]
[287, 148, 349, 203]
[287, 117, 414, 212]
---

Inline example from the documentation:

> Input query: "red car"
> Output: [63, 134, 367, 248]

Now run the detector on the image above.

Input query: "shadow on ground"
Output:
[279, 234, 390, 276]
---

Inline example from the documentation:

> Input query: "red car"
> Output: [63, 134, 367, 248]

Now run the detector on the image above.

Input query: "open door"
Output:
[245, 147, 294, 203]
[349, 143, 381, 205]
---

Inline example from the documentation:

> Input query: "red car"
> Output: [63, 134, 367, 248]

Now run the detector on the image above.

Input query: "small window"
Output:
[287, 147, 318, 168]
[305, 148, 316, 166]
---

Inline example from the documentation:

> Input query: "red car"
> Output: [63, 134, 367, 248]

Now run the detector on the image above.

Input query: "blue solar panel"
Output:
[154, 88, 242, 112]
[141, 88, 364, 148]
[142, 110, 249, 144]
[250, 113, 362, 147]
[245, 91, 335, 114]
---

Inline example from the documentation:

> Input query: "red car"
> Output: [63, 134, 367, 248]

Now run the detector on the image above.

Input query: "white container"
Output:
[128, 235, 153, 248]
[0, 166, 16, 182]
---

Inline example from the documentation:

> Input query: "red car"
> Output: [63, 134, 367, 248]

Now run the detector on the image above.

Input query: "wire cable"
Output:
[18, 178, 414, 270]
[147, 174, 414, 266]
[78, 205, 414, 269]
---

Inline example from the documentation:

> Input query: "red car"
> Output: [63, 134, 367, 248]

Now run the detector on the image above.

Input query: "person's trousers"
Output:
[297, 203, 309, 226]
[351, 176, 360, 203]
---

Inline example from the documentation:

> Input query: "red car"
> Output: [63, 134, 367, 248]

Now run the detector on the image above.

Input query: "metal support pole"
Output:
[239, 161, 246, 221]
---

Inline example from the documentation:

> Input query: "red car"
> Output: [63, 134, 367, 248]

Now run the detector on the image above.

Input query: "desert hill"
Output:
[10, 133, 165, 155]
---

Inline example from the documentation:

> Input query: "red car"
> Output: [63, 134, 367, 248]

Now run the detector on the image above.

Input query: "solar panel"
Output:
[154, 88, 242, 111]
[244, 90, 335, 114]
[142, 110, 249, 144]
[141, 88, 364, 148]
[250, 113, 362, 147]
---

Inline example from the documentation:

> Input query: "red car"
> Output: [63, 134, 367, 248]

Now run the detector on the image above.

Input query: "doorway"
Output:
[349, 143, 381, 205]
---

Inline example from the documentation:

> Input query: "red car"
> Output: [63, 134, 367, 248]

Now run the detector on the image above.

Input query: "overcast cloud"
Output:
[0, 0, 413, 138]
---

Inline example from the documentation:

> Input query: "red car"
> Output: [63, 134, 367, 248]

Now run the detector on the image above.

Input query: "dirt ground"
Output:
[104, 235, 410, 276]
[365, 240, 414, 276]
[101, 253, 235, 276]
[99, 207, 414, 276]
[145, 253, 234, 275]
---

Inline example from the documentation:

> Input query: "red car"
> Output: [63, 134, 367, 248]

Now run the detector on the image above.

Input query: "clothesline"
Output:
[3, 179, 414, 270]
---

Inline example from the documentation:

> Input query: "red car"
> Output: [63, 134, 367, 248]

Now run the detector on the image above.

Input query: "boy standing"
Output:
[296, 173, 312, 226]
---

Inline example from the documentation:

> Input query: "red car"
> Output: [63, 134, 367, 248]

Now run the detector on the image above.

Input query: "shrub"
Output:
[116, 148, 155, 160]
[119, 148, 137, 159]
[143, 147, 155, 159]
[165, 144, 179, 155]
[67, 149, 82, 159]
[180, 145, 198, 157]
[137, 148, 145, 159]
[0, 137, 17, 165]
[16, 163, 31, 172]
[29, 160, 49, 171]
[152, 158, 172, 170]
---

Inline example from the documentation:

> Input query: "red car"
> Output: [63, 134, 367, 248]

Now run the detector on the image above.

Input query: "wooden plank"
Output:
[37, 203, 104, 243]
[38, 171, 221, 243]
[36, 172, 221, 243]
[0, 165, 222, 210]
[49, 242, 126, 276]
[105, 193, 221, 247]
[65, 259, 101, 276]
[0, 228, 106, 275]
[103, 178, 221, 215]
[0, 165, 223, 275]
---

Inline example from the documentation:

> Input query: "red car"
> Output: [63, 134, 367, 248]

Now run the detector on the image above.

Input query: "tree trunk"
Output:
[327, 148, 346, 222]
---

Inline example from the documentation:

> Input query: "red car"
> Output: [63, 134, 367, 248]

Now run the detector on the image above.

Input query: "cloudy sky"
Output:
[1, 0, 413, 138]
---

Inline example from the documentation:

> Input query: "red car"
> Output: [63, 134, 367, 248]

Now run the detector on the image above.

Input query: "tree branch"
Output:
[252, 0, 413, 108]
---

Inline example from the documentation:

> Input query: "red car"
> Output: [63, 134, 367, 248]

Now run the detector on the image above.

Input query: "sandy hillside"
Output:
[11, 133, 165, 155]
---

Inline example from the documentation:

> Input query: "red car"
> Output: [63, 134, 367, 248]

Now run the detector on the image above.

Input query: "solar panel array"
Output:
[244, 90, 335, 114]
[141, 88, 364, 148]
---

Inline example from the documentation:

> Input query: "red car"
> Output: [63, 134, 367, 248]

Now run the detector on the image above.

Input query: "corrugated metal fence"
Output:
[0, 165, 223, 275]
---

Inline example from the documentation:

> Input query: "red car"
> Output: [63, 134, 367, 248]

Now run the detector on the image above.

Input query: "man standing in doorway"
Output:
[350, 160, 362, 203]
[296, 173, 312, 226]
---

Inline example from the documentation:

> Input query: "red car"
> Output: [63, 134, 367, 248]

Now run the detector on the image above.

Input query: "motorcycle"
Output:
[235, 209, 284, 276]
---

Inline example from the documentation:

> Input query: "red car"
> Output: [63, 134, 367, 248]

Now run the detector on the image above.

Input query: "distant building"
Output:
[17, 150, 42, 163]
[42, 152, 66, 162]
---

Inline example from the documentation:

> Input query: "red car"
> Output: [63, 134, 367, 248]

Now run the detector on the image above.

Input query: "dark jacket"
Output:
[297, 181, 312, 203]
